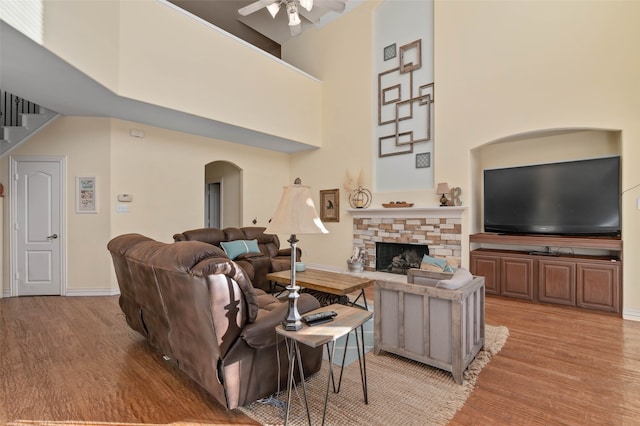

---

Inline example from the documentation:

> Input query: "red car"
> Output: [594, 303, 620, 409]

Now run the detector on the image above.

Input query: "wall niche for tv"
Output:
[470, 129, 622, 315]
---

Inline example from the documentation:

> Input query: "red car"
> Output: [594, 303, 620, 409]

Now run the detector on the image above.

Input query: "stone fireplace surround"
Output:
[348, 207, 465, 272]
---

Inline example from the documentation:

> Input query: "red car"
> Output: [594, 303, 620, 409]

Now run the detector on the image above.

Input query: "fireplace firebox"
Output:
[376, 242, 429, 275]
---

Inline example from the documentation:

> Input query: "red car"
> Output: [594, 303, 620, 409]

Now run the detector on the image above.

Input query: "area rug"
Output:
[239, 324, 509, 426]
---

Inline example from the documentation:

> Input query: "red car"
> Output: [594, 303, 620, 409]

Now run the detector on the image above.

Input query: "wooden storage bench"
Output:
[373, 269, 485, 384]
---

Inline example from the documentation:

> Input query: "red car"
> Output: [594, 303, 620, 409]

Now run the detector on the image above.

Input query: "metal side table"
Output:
[276, 303, 373, 425]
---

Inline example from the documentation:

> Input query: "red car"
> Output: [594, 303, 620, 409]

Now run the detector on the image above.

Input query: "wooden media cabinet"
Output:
[470, 233, 622, 315]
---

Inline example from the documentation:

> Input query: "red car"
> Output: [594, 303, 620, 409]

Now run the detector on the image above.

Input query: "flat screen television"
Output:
[483, 156, 621, 236]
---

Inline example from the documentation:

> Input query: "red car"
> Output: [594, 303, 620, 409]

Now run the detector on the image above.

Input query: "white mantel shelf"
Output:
[346, 206, 466, 219]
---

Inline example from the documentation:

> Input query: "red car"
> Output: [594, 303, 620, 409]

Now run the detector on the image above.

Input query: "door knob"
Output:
[46, 234, 58, 239]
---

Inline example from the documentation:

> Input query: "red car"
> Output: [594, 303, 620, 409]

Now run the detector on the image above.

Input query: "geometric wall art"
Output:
[415, 152, 431, 169]
[377, 39, 435, 158]
[383, 43, 397, 61]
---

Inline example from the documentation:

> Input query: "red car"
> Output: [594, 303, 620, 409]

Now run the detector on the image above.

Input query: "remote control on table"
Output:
[303, 311, 337, 326]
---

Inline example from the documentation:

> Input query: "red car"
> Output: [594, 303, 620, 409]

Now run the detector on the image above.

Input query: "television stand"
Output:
[469, 233, 622, 315]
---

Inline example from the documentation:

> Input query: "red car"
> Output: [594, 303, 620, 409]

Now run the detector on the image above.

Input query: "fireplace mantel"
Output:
[347, 206, 465, 219]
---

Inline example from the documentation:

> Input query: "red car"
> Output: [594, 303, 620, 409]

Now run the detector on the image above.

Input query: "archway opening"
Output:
[204, 161, 242, 229]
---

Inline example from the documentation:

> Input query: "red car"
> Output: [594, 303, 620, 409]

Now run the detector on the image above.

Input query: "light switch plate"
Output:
[116, 204, 129, 213]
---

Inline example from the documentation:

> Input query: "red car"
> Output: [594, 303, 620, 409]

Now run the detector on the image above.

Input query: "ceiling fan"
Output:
[238, 0, 347, 36]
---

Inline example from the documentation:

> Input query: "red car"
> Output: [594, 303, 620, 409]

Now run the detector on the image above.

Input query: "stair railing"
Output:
[1, 89, 38, 127]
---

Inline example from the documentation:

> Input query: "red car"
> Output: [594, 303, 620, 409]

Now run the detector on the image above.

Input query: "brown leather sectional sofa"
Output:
[173, 226, 299, 293]
[107, 233, 322, 409]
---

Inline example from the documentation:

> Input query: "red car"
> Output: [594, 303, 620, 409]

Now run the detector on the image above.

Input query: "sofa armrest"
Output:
[236, 255, 271, 292]
[235, 252, 266, 261]
[241, 293, 320, 349]
[277, 247, 302, 260]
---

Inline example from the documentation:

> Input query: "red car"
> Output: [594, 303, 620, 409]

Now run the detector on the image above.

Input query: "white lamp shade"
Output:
[288, 10, 301, 26]
[265, 184, 329, 235]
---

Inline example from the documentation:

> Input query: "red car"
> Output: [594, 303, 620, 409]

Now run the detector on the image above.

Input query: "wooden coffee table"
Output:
[267, 268, 373, 310]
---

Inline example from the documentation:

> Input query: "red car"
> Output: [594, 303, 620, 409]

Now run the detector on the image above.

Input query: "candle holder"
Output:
[348, 186, 372, 209]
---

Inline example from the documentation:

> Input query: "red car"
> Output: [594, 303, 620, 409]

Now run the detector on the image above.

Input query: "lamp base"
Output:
[283, 321, 303, 331]
[282, 285, 303, 331]
[439, 194, 448, 207]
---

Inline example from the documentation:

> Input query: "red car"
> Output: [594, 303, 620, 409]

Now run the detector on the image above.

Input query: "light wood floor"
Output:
[1, 293, 639, 425]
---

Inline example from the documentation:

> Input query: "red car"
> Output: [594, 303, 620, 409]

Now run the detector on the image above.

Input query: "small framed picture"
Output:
[76, 176, 97, 213]
[319, 189, 339, 222]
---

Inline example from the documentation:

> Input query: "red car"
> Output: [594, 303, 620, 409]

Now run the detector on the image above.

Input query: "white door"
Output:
[11, 157, 65, 296]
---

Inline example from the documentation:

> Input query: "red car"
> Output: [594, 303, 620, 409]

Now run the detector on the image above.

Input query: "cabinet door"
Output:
[501, 257, 534, 300]
[538, 259, 576, 306]
[471, 253, 500, 294]
[577, 262, 621, 313]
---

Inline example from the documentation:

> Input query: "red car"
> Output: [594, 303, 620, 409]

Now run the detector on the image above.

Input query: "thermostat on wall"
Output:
[118, 194, 133, 202]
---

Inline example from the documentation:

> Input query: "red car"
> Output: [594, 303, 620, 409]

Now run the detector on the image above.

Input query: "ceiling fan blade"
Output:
[238, 0, 278, 17]
[314, 0, 346, 13]
[298, 8, 320, 24]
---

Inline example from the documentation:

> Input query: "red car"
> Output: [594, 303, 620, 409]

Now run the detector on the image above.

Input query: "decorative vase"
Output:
[347, 259, 364, 273]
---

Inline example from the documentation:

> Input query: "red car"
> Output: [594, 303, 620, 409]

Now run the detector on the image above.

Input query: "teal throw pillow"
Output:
[220, 239, 260, 260]
[421, 255, 447, 269]
[443, 265, 458, 273]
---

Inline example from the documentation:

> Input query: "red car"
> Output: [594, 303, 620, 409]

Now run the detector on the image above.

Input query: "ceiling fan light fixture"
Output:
[266, 2, 281, 18]
[286, 2, 301, 26]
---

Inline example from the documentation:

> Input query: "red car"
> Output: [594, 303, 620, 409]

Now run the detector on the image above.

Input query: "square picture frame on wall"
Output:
[319, 189, 339, 222]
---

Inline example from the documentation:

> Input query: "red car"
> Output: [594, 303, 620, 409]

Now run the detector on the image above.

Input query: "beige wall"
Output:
[2, 0, 638, 316]
[108, 118, 291, 291]
[40, 0, 323, 147]
[108, 119, 290, 242]
[0, 117, 290, 294]
[434, 0, 640, 315]
[281, 1, 379, 264]
[43, 0, 120, 90]
[282, 1, 639, 316]
[1, 117, 112, 294]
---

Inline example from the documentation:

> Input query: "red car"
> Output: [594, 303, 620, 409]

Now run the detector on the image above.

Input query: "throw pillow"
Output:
[420, 254, 447, 271]
[436, 267, 473, 290]
[220, 239, 260, 260]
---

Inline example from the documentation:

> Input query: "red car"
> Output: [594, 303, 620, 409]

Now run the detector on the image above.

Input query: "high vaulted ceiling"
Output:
[167, 0, 363, 58]
[0, 1, 363, 154]
[168, 1, 282, 57]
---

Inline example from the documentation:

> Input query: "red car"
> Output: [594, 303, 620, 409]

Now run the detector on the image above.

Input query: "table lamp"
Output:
[265, 178, 329, 331]
[436, 182, 450, 207]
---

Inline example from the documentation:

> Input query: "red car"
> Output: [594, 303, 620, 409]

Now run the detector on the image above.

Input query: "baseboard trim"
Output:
[622, 308, 640, 322]
[65, 288, 120, 297]
[2, 288, 120, 297]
